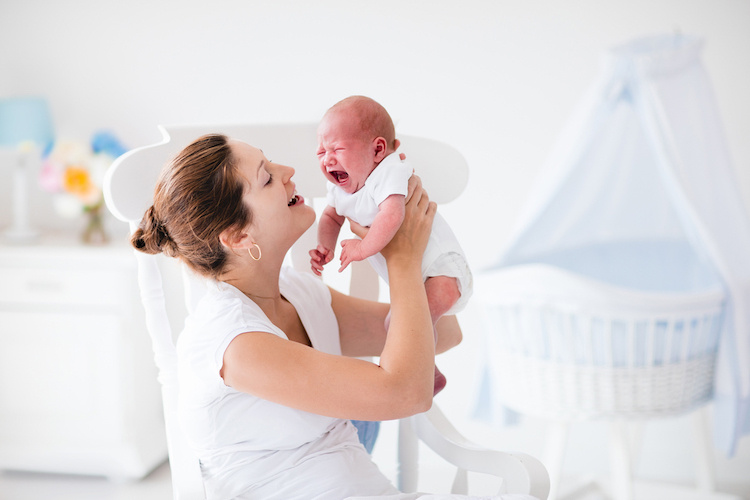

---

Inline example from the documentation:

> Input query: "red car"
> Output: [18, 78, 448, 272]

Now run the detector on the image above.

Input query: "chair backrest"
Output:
[103, 123, 469, 500]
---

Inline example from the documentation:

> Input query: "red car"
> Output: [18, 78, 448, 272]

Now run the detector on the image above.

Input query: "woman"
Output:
[132, 134, 533, 500]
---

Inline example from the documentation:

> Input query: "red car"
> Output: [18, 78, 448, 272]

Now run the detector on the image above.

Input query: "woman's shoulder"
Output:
[193, 281, 251, 319]
[179, 282, 273, 351]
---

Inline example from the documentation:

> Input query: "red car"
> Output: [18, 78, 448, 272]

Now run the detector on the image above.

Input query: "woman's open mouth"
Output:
[288, 194, 303, 206]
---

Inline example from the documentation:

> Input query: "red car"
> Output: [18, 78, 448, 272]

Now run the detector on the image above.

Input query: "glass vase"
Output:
[82, 202, 109, 245]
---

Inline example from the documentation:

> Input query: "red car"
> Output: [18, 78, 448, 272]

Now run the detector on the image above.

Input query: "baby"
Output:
[310, 96, 472, 395]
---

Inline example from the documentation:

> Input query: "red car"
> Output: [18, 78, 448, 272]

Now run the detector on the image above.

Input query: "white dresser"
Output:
[0, 236, 167, 481]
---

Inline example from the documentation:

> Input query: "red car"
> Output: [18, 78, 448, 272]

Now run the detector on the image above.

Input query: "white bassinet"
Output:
[478, 240, 725, 422]
[475, 34, 750, 500]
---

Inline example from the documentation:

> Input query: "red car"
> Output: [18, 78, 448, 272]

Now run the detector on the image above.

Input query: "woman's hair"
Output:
[131, 134, 251, 279]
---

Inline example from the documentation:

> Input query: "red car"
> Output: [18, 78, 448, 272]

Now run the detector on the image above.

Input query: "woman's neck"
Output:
[222, 258, 284, 305]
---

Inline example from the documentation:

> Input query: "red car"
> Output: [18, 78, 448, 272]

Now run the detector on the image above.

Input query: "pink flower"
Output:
[39, 159, 62, 193]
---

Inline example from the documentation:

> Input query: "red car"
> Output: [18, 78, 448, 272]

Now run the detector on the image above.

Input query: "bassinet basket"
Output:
[477, 262, 725, 421]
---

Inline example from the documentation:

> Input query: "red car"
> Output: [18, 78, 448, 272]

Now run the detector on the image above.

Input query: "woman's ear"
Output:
[219, 226, 252, 251]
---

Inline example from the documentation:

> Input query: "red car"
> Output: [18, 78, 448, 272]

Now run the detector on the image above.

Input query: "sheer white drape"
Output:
[486, 34, 750, 456]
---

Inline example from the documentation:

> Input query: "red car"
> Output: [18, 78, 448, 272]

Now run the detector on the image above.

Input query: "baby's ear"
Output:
[373, 136, 388, 162]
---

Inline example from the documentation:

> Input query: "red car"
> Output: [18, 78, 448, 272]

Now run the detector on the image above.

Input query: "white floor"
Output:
[1, 417, 747, 500]
[2, 460, 748, 500]
[0, 462, 173, 500]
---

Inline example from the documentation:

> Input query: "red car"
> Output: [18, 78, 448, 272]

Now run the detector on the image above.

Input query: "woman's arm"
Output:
[332, 288, 390, 357]
[222, 180, 437, 421]
[333, 290, 462, 357]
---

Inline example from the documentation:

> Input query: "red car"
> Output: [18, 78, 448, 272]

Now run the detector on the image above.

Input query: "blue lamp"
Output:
[0, 97, 54, 243]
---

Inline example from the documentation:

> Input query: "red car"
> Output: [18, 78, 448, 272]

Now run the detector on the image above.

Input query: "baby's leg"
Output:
[425, 276, 461, 324]
[424, 276, 461, 395]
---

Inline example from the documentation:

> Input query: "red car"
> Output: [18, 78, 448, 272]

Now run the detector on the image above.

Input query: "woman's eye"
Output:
[265, 174, 273, 186]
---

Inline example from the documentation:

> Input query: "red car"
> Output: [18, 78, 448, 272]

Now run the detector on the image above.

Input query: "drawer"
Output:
[0, 267, 130, 307]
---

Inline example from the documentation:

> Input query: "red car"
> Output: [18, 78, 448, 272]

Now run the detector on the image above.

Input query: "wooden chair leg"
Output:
[398, 416, 419, 493]
[451, 468, 469, 495]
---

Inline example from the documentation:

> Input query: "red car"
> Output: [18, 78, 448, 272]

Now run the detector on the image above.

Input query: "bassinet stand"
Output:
[545, 408, 733, 500]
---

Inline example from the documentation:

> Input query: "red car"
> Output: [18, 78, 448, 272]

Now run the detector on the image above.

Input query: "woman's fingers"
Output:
[404, 174, 422, 204]
[382, 184, 435, 261]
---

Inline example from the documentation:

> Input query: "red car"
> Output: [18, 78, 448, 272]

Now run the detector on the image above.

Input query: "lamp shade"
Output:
[0, 97, 54, 148]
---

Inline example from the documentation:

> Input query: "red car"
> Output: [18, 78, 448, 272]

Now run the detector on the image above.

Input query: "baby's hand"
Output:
[339, 239, 366, 272]
[309, 245, 333, 276]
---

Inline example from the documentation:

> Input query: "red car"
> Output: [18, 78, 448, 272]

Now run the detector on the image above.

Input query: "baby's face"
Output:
[317, 112, 377, 194]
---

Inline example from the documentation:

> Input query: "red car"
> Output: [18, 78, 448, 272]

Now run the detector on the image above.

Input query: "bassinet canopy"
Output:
[482, 34, 750, 456]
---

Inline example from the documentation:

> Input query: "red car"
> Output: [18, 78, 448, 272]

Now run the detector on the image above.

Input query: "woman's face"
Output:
[230, 140, 315, 250]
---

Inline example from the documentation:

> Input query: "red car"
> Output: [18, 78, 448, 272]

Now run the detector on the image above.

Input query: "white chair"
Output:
[103, 122, 550, 500]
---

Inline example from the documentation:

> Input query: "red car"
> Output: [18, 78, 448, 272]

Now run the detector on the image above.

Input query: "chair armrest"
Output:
[413, 404, 550, 499]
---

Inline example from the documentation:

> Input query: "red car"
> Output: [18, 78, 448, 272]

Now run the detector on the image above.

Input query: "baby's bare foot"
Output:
[433, 365, 447, 396]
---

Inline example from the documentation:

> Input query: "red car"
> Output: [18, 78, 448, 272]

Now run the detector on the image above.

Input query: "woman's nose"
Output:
[282, 164, 295, 182]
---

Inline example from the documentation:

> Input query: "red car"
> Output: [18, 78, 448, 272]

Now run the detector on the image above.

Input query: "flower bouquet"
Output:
[39, 131, 127, 244]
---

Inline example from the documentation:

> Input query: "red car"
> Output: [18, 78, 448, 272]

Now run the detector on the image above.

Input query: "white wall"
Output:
[2, 0, 749, 491]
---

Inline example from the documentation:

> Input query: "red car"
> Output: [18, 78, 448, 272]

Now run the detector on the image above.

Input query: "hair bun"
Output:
[131, 206, 177, 256]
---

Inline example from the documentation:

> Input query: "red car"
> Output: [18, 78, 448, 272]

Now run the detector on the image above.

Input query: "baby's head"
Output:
[317, 96, 400, 194]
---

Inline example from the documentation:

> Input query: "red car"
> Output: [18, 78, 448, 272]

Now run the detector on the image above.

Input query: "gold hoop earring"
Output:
[248, 243, 262, 261]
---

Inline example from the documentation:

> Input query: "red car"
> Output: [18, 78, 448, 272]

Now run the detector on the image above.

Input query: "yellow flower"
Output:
[62, 165, 95, 197]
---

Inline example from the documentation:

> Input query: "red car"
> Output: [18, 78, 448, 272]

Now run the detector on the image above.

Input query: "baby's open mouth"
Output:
[330, 171, 349, 184]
